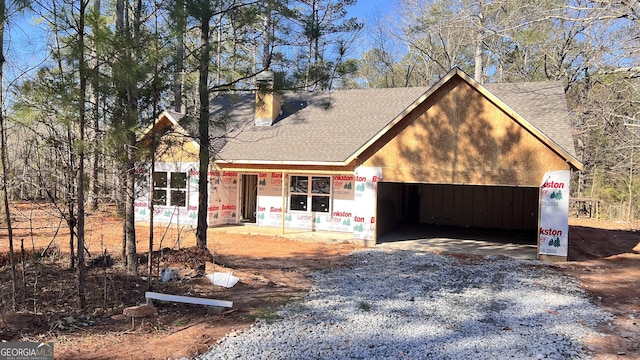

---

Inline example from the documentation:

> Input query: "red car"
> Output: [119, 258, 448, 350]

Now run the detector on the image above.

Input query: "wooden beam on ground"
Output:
[145, 291, 233, 308]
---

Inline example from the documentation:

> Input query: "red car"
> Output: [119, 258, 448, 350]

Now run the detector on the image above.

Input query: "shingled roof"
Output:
[483, 81, 577, 161]
[208, 68, 581, 169]
[214, 87, 431, 164]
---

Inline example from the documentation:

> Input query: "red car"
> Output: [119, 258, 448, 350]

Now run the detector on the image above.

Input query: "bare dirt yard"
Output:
[0, 203, 639, 360]
[563, 218, 640, 359]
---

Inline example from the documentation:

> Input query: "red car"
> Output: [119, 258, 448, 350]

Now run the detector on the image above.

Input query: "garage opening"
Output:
[377, 183, 539, 240]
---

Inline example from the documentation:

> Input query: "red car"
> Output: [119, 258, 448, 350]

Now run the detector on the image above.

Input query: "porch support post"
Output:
[281, 171, 286, 235]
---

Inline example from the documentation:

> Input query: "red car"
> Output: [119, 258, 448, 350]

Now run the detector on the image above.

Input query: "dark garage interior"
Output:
[377, 182, 539, 244]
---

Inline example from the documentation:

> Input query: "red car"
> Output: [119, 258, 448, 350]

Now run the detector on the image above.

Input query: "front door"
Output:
[240, 174, 258, 223]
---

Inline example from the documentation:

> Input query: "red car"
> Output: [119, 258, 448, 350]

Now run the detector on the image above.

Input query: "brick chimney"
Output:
[255, 71, 281, 126]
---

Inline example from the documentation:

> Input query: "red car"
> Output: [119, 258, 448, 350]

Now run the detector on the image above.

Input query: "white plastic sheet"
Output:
[206, 272, 239, 288]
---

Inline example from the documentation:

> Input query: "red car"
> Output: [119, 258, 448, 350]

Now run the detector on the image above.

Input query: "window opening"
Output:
[153, 171, 187, 207]
[289, 175, 330, 212]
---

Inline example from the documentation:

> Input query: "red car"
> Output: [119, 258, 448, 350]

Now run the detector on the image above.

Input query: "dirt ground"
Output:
[563, 218, 640, 360]
[0, 203, 639, 359]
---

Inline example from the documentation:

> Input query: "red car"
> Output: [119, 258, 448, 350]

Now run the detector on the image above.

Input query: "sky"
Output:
[348, 0, 397, 20]
[6, 0, 400, 62]
[1, 0, 401, 100]
[347, 0, 400, 58]
[4, 10, 50, 91]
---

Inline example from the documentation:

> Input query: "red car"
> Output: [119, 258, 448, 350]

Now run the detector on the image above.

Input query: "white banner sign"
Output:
[538, 170, 570, 257]
[353, 167, 382, 241]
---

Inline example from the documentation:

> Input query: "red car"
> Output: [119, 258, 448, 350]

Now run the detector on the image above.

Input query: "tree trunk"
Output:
[262, 2, 272, 69]
[121, 210, 126, 266]
[76, 0, 89, 311]
[89, 0, 101, 211]
[195, 9, 211, 249]
[115, 0, 124, 30]
[304, 0, 317, 90]
[0, 0, 18, 310]
[124, 0, 144, 275]
[173, 0, 186, 113]
[474, 32, 483, 83]
[115, 0, 127, 266]
[148, 0, 162, 290]
[216, 3, 222, 87]
[628, 147, 634, 222]
[125, 134, 137, 274]
[67, 128, 76, 271]
[148, 135, 155, 289]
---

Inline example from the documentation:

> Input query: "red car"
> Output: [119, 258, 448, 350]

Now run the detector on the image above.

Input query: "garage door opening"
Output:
[377, 182, 539, 244]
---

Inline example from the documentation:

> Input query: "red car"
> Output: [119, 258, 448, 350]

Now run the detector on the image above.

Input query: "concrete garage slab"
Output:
[377, 225, 538, 260]
[211, 224, 539, 260]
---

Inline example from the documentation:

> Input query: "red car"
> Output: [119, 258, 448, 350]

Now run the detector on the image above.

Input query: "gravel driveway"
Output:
[197, 249, 611, 360]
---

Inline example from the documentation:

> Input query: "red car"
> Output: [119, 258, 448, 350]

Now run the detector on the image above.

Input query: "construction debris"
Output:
[122, 304, 159, 318]
[145, 291, 233, 308]
[206, 272, 239, 288]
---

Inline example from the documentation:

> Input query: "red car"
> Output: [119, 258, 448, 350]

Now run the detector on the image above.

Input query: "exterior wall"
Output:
[133, 166, 239, 227]
[254, 172, 354, 232]
[134, 161, 199, 227]
[147, 117, 199, 164]
[212, 167, 382, 241]
[134, 161, 382, 240]
[135, 119, 201, 227]
[207, 170, 240, 225]
[360, 76, 570, 186]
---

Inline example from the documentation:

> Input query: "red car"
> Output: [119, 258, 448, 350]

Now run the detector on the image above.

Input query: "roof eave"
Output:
[215, 159, 348, 167]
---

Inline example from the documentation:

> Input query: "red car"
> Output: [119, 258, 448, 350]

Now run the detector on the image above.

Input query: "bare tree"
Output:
[399, 0, 566, 83]
[74, 0, 90, 310]
[191, 0, 213, 249]
[88, 0, 102, 211]
[289, 0, 363, 90]
[0, 0, 18, 311]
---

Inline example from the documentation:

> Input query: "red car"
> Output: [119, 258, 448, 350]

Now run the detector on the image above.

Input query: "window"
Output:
[289, 175, 330, 212]
[153, 171, 187, 207]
